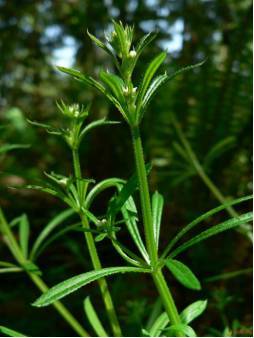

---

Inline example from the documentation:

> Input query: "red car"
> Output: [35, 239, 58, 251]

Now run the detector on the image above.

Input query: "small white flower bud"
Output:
[132, 87, 137, 94]
[122, 86, 129, 96]
[129, 50, 136, 58]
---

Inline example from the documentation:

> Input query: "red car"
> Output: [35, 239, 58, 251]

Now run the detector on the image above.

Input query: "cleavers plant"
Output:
[1, 21, 252, 337]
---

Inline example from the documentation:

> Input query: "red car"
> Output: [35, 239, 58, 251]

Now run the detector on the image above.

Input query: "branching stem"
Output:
[72, 149, 122, 337]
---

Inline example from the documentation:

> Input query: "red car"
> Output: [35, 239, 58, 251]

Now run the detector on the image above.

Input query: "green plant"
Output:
[1, 21, 252, 337]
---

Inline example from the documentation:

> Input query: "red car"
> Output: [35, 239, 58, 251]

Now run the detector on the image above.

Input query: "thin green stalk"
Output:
[72, 149, 122, 337]
[0, 209, 89, 337]
[131, 127, 157, 265]
[131, 127, 183, 336]
[29, 274, 89, 337]
[171, 114, 252, 241]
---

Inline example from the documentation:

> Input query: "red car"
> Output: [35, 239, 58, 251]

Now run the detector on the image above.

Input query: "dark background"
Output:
[0, 0, 252, 336]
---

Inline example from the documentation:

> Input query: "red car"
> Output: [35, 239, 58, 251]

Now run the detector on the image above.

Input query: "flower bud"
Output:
[129, 50, 136, 58]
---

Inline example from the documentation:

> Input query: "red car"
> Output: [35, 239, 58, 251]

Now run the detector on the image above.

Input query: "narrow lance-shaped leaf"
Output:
[170, 212, 253, 258]
[99, 71, 125, 104]
[148, 312, 169, 337]
[0, 326, 27, 337]
[56, 66, 105, 93]
[0, 144, 29, 155]
[136, 32, 157, 57]
[166, 59, 207, 82]
[166, 324, 196, 337]
[166, 258, 201, 290]
[162, 195, 252, 258]
[33, 266, 149, 307]
[136, 52, 166, 114]
[79, 118, 121, 143]
[108, 163, 152, 219]
[83, 297, 108, 337]
[180, 300, 207, 324]
[120, 193, 150, 263]
[204, 137, 235, 168]
[152, 191, 164, 249]
[139, 73, 168, 122]
[30, 209, 74, 260]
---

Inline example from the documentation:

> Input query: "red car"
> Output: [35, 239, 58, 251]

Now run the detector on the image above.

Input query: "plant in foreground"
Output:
[2, 21, 252, 337]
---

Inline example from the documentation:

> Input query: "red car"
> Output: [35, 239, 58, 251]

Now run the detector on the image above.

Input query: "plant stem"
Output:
[0, 208, 89, 337]
[29, 274, 89, 337]
[171, 114, 252, 241]
[72, 149, 122, 337]
[131, 126, 183, 336]
[131, 127, 157, 265]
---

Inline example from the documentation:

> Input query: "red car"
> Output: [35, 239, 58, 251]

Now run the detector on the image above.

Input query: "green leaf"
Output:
[139, 73, 168, 121]
[0, 144, 29, 155]
[204, 137, 235, 168]
[22, 261, 41, 275]
[56, 66, 105, 93]
[152, 191, 164, 249]
[136, 52, 166, 114]
[166, 324, 196, 337]
[170, 212, 253, 258]
[180, 300, 207, 324]
[166, 258, 201, 290]
[108, 163, 152, 219]
[30, 209, 74, 260]
[120, 194, 150, 263]
[19, 214, 30, 258]
[0, 267, 23, 274]
[27, 119, 62, 135]
[99, 71, 125, 104]
[149, 312, 168, 337]
[80, 118, 121, 143]
[33, 266, 149, 307]
[167, 59, 207, 82]
[83, 297, 108, 337]
[162, 195, 252, 258]
[0, 326, 27, 337]
[136, 32, 157, 57]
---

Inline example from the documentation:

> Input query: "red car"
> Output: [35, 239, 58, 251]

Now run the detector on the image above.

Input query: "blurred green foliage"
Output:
[0, 0, 252, 336]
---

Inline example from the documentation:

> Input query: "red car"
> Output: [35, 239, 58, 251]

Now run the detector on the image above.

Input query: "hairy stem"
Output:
[131, 127, 183, 336]
[72, 149, 122, 337]
[0, 209, 89, 337]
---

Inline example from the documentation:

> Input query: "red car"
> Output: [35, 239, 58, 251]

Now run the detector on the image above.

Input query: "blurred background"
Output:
[0, 0, 252, 336]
